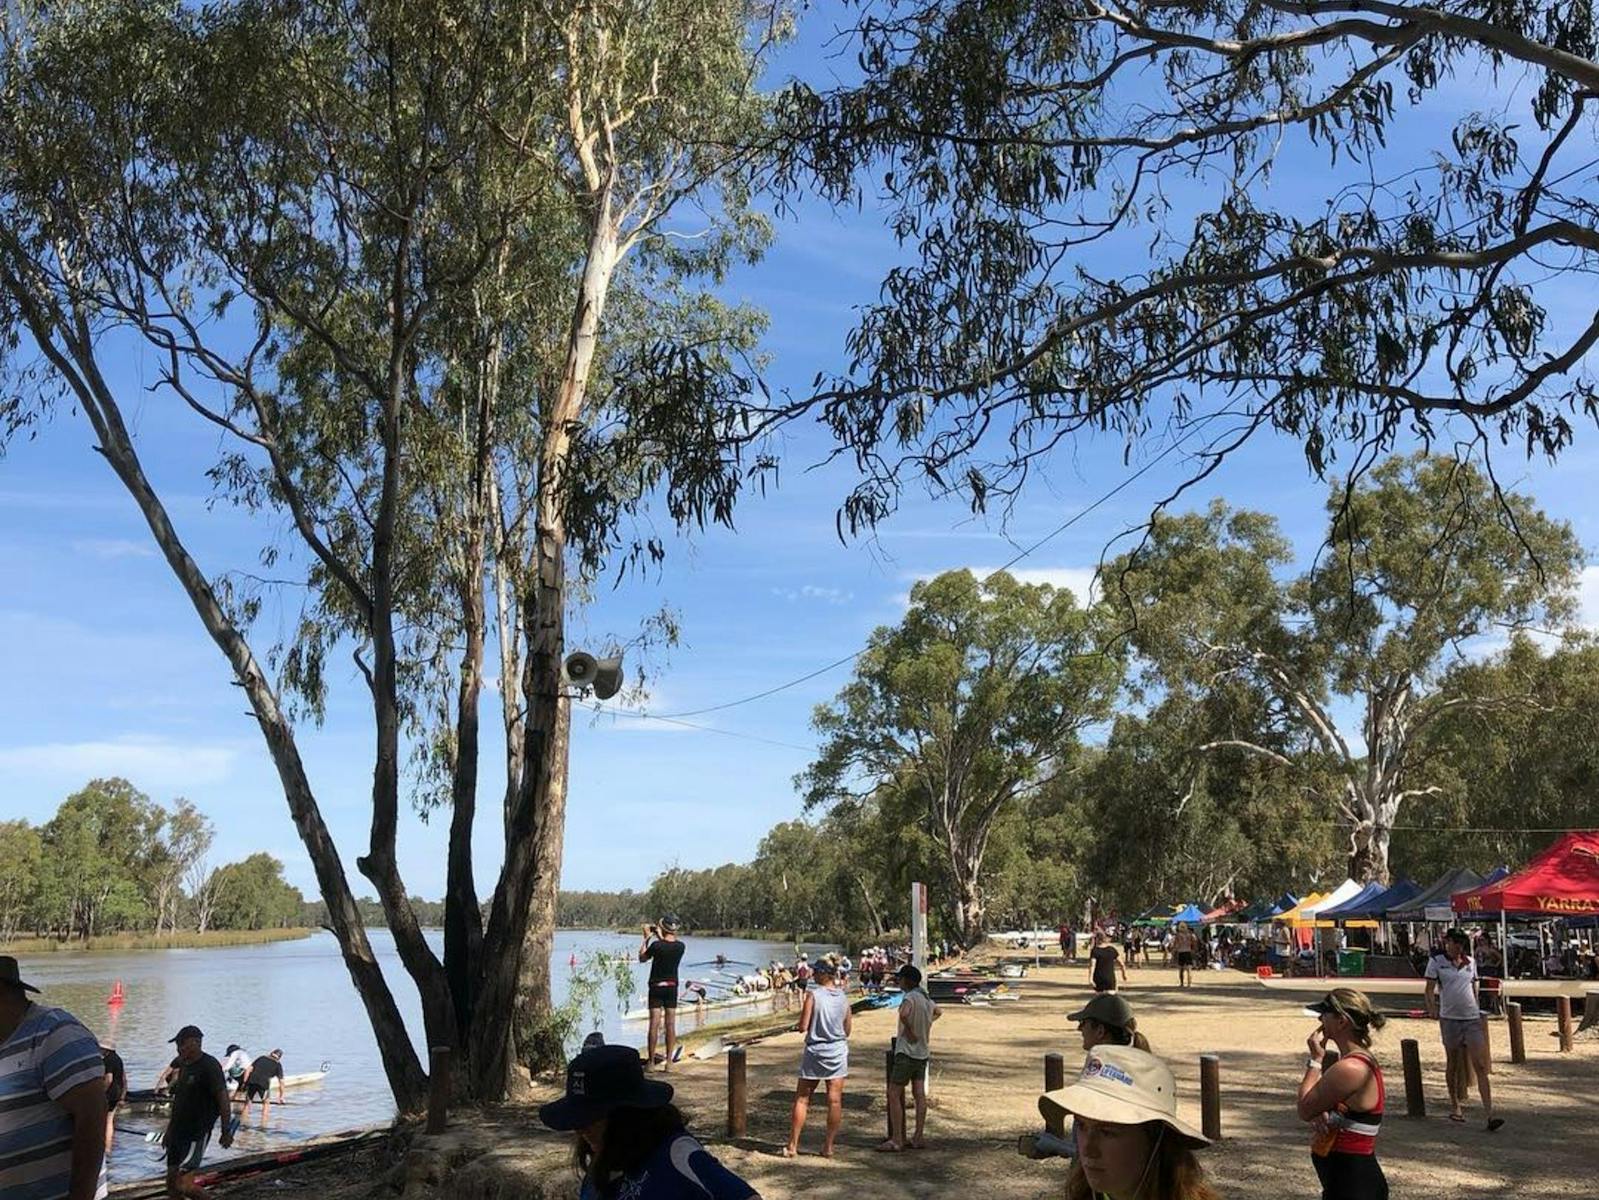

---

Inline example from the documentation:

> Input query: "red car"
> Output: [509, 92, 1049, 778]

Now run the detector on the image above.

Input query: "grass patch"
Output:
[0, 928, 316, 954]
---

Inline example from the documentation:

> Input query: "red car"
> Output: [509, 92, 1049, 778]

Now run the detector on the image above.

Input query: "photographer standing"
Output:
[638, 915, 686, 1070]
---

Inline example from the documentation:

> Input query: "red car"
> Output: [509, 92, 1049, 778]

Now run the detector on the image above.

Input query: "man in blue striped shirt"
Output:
[0, 957, 107, 1200]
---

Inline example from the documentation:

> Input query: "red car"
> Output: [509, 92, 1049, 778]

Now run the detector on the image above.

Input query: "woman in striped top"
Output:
[1297, 987, 1388, 1200]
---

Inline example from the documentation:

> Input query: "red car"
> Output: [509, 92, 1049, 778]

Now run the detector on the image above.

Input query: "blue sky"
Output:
[3, 12, 1597, 901]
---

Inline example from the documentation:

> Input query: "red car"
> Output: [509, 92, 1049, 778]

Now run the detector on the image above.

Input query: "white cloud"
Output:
[771, 584, 855, 606]
[0, 735, 239, 790]
[1577, 565, 1599, 630]
[71, 538, 155, 559]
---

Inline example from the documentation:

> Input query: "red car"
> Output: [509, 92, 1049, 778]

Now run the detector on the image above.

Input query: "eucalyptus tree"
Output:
[774, 0, 1599, 525]
[800, 568, 1124, 944]
[1113, 455, 1581, 881]
[0, 0, 782, 1105]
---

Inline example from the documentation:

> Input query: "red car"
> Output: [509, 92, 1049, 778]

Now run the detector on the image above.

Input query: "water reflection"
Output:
[21, 928, 836, 1182]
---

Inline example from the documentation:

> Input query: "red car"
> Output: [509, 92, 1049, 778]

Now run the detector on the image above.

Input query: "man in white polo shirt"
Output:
[1425, 928, 1503, 1131]
[0, 956, 108, 1200]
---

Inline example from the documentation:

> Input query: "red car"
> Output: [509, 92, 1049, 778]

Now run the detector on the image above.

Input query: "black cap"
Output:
[659, 914, 682, 932]
[1307, 993, 1371, 1028]
[1068, 993, 1135, 1028]
[169, 1025, 204, 1044]
[225, 1044, 241, 1056]
[0, 957, 40, 994]
[538, 1045, 672, 1131]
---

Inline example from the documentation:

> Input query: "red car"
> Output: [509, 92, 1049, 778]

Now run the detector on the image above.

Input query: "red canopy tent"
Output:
[1451, 830, 1599, 918]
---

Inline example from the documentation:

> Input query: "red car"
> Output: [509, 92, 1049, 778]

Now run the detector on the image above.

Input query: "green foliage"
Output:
[0, 779, 299, 938]
[774, 0, 1599, 526]
[801, 568, 1124, 943]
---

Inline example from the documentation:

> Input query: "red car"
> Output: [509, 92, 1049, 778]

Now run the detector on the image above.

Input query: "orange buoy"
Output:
[568, 953, 577, 969]
[108, 980, 125, 1006]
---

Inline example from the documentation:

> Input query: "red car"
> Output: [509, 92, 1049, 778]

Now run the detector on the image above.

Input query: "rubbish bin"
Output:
[1336, 949, 1367, 977]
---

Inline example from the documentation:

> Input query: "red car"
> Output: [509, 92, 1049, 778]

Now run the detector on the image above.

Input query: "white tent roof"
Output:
[1298, 879, 1362, 918]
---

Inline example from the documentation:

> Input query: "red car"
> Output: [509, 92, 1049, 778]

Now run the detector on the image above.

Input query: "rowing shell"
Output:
[125, 1069, 330, 1108]
[622, 990, 788, 1022]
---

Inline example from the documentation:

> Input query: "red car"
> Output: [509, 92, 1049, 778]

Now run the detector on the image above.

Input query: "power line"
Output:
[627, 431, 1197, 724]
[586, 705, 813, 752]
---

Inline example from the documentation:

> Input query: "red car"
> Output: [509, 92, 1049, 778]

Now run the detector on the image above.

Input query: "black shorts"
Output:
[244, 1080, 271, 1100]
[165, 1133, 209, 1173]
[1177, 951, 1195, 967]
[648, 984, 679, 1010]
[1313, 1151, 1387, 1200]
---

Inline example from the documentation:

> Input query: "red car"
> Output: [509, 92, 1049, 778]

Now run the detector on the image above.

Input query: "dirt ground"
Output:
[221, 955, 1598, 1199]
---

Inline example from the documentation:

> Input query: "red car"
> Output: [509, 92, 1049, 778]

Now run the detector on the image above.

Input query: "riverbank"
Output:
[0, 927, 314, 954]
[218, 948, 1598, 1199]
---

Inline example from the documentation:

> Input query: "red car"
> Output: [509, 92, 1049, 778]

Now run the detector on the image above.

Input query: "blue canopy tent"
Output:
[1269, 892, 1299, 917]
[1320, 881, 1395, 921]
[1332, 877, 1421, 920]
[1169, 903, 1208, 924]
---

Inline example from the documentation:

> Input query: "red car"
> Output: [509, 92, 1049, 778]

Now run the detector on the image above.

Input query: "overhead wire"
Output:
[613, 428, 1201, 732]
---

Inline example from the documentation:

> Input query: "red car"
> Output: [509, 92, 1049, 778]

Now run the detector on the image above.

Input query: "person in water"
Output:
[240, 1049, 286, 1124]
[540, 1043, 758, 1199]
[1297, 988, 1389, 1200]
[1040, 1045, 1219, 1200]
[638, 915, 686, 1070]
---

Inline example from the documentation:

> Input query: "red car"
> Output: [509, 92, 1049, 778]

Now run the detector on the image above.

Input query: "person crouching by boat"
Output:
[639, 915, 686, 1071]
[1039, 1045, 1218, 1200]
[540, 1044, 759, 1200]
[1298, 988, 1389, 1200]
[783, 959, 851, 1158]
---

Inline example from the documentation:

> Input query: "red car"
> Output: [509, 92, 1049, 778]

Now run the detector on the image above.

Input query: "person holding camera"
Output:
[638, 915, 686, 1070]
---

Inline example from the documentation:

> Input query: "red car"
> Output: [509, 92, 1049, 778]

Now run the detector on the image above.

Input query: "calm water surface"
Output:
[22, 928, 837, 1183]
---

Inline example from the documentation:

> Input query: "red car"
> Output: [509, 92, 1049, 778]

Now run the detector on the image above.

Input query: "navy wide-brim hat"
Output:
[539, 1044, 673, 1131]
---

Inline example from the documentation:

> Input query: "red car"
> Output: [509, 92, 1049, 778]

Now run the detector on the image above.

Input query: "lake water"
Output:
[20, 928, 838, 1183]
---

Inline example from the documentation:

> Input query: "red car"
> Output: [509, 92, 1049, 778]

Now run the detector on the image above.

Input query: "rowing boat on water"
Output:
[125, 1069, 330, 1108]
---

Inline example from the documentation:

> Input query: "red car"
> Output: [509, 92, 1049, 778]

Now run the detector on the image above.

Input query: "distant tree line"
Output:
[0, 778, 305, 941]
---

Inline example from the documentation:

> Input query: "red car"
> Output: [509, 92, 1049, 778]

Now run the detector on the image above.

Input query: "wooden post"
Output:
[885, 1037, 897, 1141]
[1199, 1054, 1221, 1142]
[1506, 1002, 1525, 1064]
[426, 1046, 450, 1134]
[1556, 996, 1574, 1052]
[726, 1047, 747, 1138]
[1400, 1039, 1425, 1118]
[1043, 1052, 1066, 1138]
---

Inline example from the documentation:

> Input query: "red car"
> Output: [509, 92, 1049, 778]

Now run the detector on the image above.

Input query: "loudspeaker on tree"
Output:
[563, 651, 624, 700]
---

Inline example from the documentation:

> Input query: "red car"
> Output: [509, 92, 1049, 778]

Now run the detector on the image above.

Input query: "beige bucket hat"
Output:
[1038, 1045, 1208, 1148]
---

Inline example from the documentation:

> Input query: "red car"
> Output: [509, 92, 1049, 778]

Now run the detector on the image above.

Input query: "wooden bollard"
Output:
[1557, 997, 1574, 1052]
[885, 1037, 897, 1141]
[1507, 1002, 1526, 1063]
[1043, 1052, 1066, 1137]
[1400, 1039, 1425, 1118]
[427, 1045, 451, 1134]
[1199, 1054, 1221, 1142]
[726, 1046, 747, 1137]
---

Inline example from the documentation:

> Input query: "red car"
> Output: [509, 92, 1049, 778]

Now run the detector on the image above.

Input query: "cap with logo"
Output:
[1038, 1044, 1208, 1147]
[1067, 993, 1135, 1030]
[538, 1044, 673, 1131]
[168, 1025, 204, 1044]
[0, 957, 40, 994]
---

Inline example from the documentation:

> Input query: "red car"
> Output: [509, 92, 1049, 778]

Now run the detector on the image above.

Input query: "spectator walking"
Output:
[1424, 929, 1502, 1132]
[878, 964, 940, 1152]
[0, 957, 107, 1200]
[1172, 924, 1199, 989]
[1089, 932, 1128, 995]
[783, 959, 851, 1158]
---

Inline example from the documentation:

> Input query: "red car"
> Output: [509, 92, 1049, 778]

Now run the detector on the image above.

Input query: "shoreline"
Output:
[0, 928, 316, 955]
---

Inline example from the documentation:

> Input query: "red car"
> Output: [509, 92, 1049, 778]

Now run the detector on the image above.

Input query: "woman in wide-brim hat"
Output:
[1039, 1045, 1219, 1200]
[540, 1043, 759, 1199]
